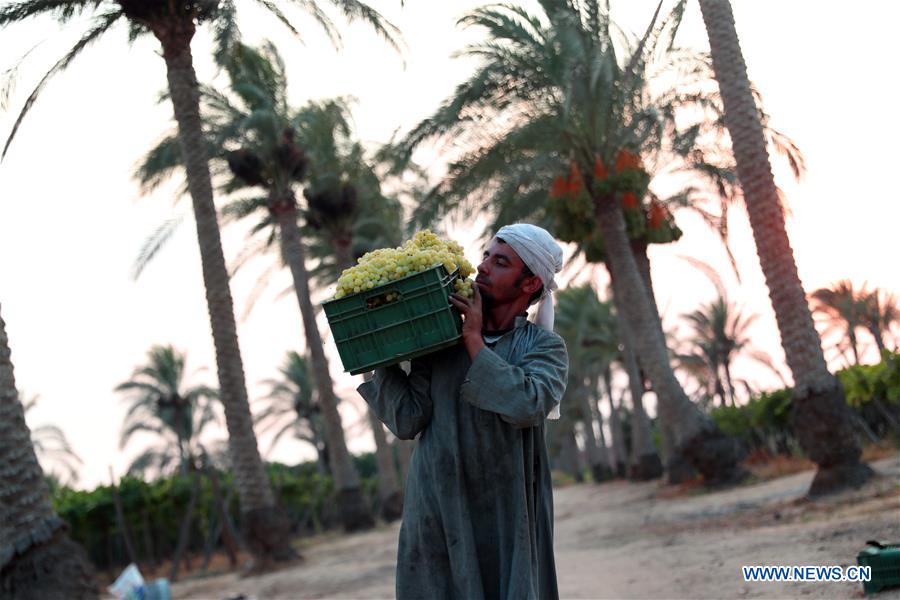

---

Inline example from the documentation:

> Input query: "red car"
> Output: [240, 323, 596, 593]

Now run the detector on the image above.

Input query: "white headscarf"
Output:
[495, 223, 564, 419]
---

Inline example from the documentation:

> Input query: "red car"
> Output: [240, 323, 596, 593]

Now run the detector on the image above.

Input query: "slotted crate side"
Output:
[858, 546, 900, 594]
[338, 308, 462, 374]
[323, 265, 452, 319]
[323, 265, 463, 374]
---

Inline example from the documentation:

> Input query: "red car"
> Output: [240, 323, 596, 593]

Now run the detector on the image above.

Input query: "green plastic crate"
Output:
[858, 541, 900, 594]
[322, 265, 463, 375]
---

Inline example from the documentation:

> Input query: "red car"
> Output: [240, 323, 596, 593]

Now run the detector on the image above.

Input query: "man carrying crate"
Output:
[358, 223, 569, 600]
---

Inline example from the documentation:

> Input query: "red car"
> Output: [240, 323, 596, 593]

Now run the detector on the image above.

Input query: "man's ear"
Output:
[522, 275, 542, 295]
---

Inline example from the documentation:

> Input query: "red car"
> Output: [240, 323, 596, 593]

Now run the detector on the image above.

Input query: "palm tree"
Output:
[137, 44, 390, 530]
[860, 288, 900, 354]
[255, 351, 330, 476]
[20, 391, 83, 485]
[677, 296, 776, 407]
[698, 0, 873, 494]
[810, 280, 868, 365]
[600, 365, 628, 476]
[613, 307, 663, 479]
[115, 345, 243, 579]
[115, 345, 220, 476]
[398, 1, 744, 484]
[555, 285, 619, 481]
[0, 304, 97, 598]
[2, 0, 400, 559]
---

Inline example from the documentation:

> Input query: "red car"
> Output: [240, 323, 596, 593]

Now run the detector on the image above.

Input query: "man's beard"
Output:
[480, 290, 494, 316]
[478, 290, 496, 321]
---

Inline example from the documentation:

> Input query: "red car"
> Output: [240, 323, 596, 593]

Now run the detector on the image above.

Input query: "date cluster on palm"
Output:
[549, 150, 682, 262]
[333, 230, 475, 300]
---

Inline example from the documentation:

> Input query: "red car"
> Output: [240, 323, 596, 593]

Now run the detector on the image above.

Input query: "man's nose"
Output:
[477, 261, 489, 275]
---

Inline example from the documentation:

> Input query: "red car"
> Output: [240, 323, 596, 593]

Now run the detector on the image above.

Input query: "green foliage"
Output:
[52, 456, 384, 572]
[710, 353, 900, 456]
[709, 388, 794, 456]
[838, 351, 900, 408]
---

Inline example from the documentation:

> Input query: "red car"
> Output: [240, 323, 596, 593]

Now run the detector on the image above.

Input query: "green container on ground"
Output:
[322, 265, 463, 375]
[858, 541, 900, 594]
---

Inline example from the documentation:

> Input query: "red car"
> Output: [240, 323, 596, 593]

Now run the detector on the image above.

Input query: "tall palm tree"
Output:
[2, 0, 400, 558]
[698, 0, 873, 494]
[137, 44, 389, 530]
[255, 351, 330, 475]
[115, 345, 220, 476]
[20, 391, 83, 485]
[398, 1, 744, 484]
[810, 280, 868, 365]
[0, 305, 97, 598]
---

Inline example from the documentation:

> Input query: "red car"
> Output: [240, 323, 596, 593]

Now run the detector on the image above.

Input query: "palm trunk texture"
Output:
[628, 241, 695, 481]
[156, 23, 295, 561]
[698, 0, 872, 495]
[615, 305, 663, 480]
[602, 368, 628, 478]
[593, 197, 744, 485]
[578, 377, 613, 482]
[275, 207, 374, 531]
[0, 305, 97, 599]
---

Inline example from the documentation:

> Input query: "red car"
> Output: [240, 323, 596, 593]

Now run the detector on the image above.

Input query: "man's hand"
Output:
[449, 284, 485, 360]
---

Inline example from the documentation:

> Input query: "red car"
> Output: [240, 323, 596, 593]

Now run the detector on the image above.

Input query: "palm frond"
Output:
[329, 0, 404, 54]
[3, 8, 122, 159]
[131, 212, 187, 280]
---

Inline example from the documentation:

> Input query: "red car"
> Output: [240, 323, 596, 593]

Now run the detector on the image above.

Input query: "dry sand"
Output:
[170, 454, 900, 599]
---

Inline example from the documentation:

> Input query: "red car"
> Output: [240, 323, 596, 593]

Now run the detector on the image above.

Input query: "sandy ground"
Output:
[169, 455, 900, 599]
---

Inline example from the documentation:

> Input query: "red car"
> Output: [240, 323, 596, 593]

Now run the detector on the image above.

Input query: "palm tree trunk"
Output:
[174, 405, 189, 475]
[0, 304, 97, 598]
[601, 367, 628, 477]
[628, 241, 696, 482]
[698, 0, 872, 495]
[274, 206, 374, 531]
[592, 196, 743, 484]
[578, 374, 613, 482]
[713, 367, 727, 407]
[156, 26, 294, 560]
[614, 307, 662, 480]
[588, 371, 616, 476]
[363, 373, 403, 522]
[141, 510, 158, 570]
[867, 326, 887, 356]
[108, 467, 139, 568]
[206, 465, 241, 569]
[849, 331, 861, 365]
[559, 424, 584, 483]
[170, 469, 202, 582]
[723, 362, 738, 407]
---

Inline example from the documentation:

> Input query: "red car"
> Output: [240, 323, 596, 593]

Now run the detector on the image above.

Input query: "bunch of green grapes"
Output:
[333, 230, 476, 299]
[453, 278, 474, 298]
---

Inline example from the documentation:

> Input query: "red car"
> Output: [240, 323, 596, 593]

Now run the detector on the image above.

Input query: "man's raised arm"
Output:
[460, 333, 568, 428]
[357, 358, 433, 440]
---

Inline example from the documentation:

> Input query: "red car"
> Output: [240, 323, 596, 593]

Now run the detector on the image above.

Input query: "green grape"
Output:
[333, 229, 475, 300]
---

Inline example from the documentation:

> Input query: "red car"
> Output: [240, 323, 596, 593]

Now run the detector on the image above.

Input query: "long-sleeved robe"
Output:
[357, 316, 568, 600]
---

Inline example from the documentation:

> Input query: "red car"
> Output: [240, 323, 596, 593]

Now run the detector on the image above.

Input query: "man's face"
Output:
[475, 237, 542, 307]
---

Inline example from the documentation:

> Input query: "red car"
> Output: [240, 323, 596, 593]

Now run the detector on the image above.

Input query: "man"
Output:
[357, 223, 569, 600]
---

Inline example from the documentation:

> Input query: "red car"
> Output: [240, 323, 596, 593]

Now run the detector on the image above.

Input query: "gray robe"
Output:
[357, 316, 568, 600]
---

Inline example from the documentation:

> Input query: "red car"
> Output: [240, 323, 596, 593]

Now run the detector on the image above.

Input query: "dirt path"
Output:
[171, 455, 900, 599]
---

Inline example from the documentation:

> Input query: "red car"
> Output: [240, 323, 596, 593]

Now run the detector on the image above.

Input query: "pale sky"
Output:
[1, 1, 897, 489]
